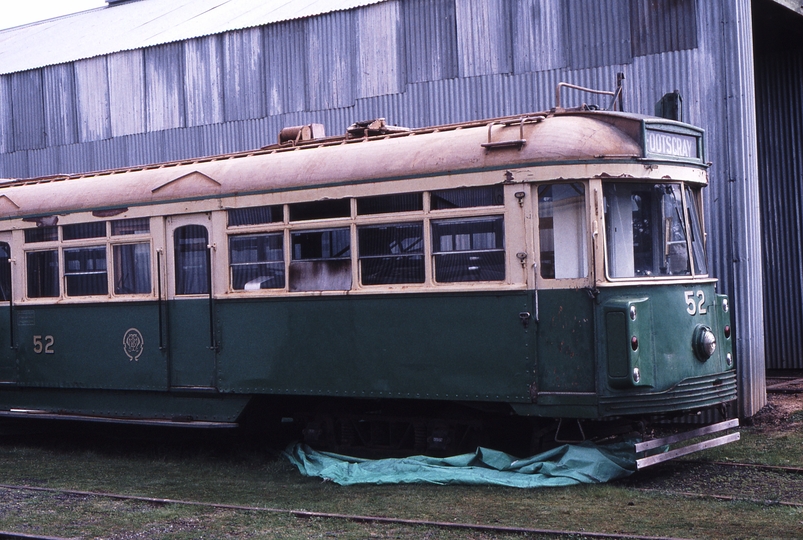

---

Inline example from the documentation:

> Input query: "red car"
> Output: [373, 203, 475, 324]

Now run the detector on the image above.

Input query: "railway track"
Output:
[626, 459, 803, 508]
[5, 461, 802, 539]
[0, 482, 690, 540]
[0, 460, 800, 539]
[766, 377, 803, 394]
[0, 532, 75, 540]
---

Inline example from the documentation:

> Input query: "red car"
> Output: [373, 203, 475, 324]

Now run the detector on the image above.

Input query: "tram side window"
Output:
[228, 205, 283, 226]
[290, 199, 350, 221]
[174, 225, 210, 295]
[113, 244, 152, 294]
[431, 217, 505, 282]
[0, 243, 10, 301]
[27, 251, 59, 298]
[64, 246, 108, 296]
[431, 186, 504, 209]
[289, 228, 351, 291]
[357, 193, 423, 215]
[63, 222, 105, 240]
[230, 233, 285, 290]
[358, 223, 424, 285]
[685, 186, 708, 275]
[538, 184, 588, 279]
[25, 227, 58, 243]
[111, 218, 152, 295]
[111, 218, 150, 236]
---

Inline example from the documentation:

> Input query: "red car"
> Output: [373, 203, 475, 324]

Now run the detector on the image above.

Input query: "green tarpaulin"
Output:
[284, 441, 636, 488]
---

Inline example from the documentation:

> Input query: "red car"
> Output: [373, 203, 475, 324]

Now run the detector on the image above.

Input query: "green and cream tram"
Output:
[0, 105, 737, 466]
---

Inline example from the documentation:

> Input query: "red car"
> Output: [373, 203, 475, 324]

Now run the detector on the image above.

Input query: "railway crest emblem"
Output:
[123, 328, 144, 362]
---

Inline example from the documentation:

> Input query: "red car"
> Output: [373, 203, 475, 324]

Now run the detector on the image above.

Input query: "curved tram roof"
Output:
[0, 110, 706, 221]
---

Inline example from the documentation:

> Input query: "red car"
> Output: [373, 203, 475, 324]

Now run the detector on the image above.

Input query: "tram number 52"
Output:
[33, 335, 55, 354]
[684, 290, 707, 316]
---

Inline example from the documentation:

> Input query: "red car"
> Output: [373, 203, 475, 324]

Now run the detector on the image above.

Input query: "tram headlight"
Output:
[693, 325, 717, 361]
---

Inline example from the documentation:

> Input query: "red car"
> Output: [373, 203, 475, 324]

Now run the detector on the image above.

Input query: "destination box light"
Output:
[643, 125, 702, 161]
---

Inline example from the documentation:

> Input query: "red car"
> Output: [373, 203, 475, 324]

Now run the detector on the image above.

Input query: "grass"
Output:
[0, 412, 802, 539]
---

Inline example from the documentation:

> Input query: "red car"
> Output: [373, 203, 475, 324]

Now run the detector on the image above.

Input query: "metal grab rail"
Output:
[7, 258, 16, 351]
[481, 115, 545, 150]
[157, 249, 166, 351]
[206, 245, 218, 353]
[555, 77, 624, 111]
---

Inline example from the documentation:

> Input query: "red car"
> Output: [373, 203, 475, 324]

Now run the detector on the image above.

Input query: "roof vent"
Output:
[347, 118, 410, 138]
[655, 90, 683, 122]
[277, 124, 326, 146]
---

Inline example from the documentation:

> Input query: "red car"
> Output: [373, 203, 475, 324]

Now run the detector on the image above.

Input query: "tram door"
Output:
[165, 214, 218, 389]
[0, 233, 14, 383]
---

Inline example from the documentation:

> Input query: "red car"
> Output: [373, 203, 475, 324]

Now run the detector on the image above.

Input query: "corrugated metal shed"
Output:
[0, 0, 780, 417]
[754, 2, 803, 370]
[0, 0, 385, 75]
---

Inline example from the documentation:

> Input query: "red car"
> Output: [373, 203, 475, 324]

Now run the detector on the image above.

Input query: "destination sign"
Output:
[645, 129, 699, 160]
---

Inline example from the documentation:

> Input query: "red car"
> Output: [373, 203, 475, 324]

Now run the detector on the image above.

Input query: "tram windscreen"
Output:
[604, 183, 706, 278]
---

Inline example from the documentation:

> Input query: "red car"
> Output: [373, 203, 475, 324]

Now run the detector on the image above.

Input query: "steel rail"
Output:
[685, 459, 803, 474]
[766, 377, 803, 393]
[635, 488, 803, 508]
[0, 531, 76, 540]
[634, 460, 803, 508]
[0, 483, 691, 540]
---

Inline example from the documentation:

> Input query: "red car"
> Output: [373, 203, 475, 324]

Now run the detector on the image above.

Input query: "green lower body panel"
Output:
[214, 292, 533, 401]
[0, 291, 535, 422]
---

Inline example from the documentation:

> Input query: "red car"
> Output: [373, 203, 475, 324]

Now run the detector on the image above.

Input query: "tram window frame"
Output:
[431, 186, 504, 210]
[228, 205, 284, 227]
[174, 224, 210, 296]
[289, 199, 350, 221]
[24, 226, 58, 243]
[603, 182, 696, 280]
[221, 184, 515, 294]
[111, 218, 150, 236]
[357, 193, 423, 215]
[537, 183, 589, 280]
[358, 222, 425, 285]
[112, 242, 152, 295]
[22, 218, 155, 300]
[26, 250, 60, 298]
[685, 185, 708, 276]
[229, 232, 285, 290]
[63, 222, 105, 241]
[289, 227, 351, 291]
[64, 245, 109, 296]
[431, 216, 506, 283]
[110, 219, 153, 296]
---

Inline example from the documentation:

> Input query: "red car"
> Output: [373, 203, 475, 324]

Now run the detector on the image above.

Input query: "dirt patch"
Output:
[745, 378, 803, 432]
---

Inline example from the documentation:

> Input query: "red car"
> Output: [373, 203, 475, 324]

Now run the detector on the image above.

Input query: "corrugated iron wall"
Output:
[754, 2, 803, 370]
[0, 0, 769, 415]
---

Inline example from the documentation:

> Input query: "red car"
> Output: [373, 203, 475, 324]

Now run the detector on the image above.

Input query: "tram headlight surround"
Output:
[693, 325, 717, 361]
